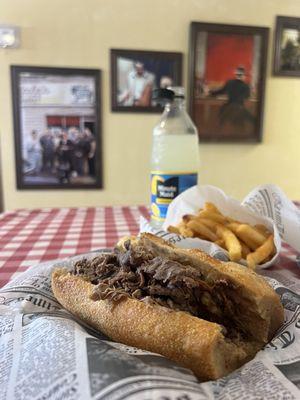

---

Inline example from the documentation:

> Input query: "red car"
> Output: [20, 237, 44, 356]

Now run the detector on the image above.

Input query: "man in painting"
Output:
[119, 61, 155, 106]
[209, 66, 255, 131]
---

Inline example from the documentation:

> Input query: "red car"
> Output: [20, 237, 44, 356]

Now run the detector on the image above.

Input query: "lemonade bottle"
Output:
[150, 87, 199, 228]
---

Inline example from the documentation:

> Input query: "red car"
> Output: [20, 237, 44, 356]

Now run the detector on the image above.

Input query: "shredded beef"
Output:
[72, 243, 243, 337]
[74, 253, 119, 284]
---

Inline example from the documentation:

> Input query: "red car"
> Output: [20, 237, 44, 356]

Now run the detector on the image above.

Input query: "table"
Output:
[0, 206, 149, 287]
[0, 206, 299, 289]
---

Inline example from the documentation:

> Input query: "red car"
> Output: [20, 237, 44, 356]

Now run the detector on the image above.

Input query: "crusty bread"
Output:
[52, 268, 260, 381]
[51, 233, 284, 381]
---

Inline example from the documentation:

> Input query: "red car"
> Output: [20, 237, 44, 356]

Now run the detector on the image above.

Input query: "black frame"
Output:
[273, 16, 300, 77]
[110, 48, 182, 113]
[188, 22, 269, 143]
[11, 65, 103, 190]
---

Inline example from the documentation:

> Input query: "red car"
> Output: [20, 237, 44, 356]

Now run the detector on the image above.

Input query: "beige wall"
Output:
[0, 0, 300, 211]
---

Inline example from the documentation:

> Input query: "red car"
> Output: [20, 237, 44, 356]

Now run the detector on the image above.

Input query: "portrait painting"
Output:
[189, 22, 269, 142]
[111, 49, 182, 112]
[11, 66, 102, 189]
[273, 16, 300, 77]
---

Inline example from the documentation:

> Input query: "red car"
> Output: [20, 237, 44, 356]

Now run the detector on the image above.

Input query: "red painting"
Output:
[204, 34, 254, 85]
[189, 23, 268, 142]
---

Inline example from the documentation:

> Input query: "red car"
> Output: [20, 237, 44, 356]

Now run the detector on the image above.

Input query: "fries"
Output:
[167, 225, 181, 235]
[178, 226, 194, 238]
[197, 217, 218, 231]
[198, 210, 227, 224]
[187, 220, 218, 242]
[203, 202, 221, 214]
[246, 235, 275, 270]
[182, 214, 195, 222]
[214, 239, 226, 249]
[254, 224, 270, 238]
[216, 224, 242, 262]
[168, 202, 275, 269]
[227, 223, 261, 251]
[240, 241, 251, 259]
[168, 222, 194, 237]
[236, 224, 266, 246]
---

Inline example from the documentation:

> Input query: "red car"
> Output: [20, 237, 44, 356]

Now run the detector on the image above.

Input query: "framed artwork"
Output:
[189, 22, 269, 142]
[273, 16, 300, 77]
[11, 65, 102, 189]
[111, 49, 182, 112]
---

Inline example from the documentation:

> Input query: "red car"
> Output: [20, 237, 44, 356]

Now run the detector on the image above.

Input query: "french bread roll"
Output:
[52, 233, 284, 381]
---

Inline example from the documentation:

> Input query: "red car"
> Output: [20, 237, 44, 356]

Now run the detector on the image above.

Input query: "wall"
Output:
[0, 0, 299, 210]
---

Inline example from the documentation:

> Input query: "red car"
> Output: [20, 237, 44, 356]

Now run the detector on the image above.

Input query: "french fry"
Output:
[227, 223, 259, 251]
[187, 220, 218, 242]
[197, 217, 218, 231]
[226, 222, 240, 230]
[167, 225, 181, 234]
[236, 224, 266, 246]
[226, 216, 238, 223]
[246, 235, 275, 270]
[216, 224, 242, 262]
[214, 239, 226, 249]
[203, 202, 221, 214]
[182, 214, 197, 223]
[169, 221, 189, 236]
[254, 224, 271, 238]
[240, 240, 251, 259]
[178, 225, 194, 238]
[246, 256, 256, 270]
[203, 203, 237, 223]
[198, 210, 228, 224]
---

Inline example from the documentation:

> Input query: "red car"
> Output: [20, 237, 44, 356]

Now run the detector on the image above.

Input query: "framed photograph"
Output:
[111, 49, 182, 112]
[273, 16, 300, 77]
[189, 22, 269, 142]
[11, 66, 102, 189]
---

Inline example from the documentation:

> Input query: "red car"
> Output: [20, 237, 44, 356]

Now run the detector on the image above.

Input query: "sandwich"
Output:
[52, 233, 284, 381]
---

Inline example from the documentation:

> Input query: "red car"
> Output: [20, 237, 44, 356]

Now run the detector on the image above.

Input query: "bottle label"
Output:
[150, 171, 198, 222]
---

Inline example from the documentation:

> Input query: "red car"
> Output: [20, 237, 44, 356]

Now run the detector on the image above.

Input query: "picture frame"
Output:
[11, 65, 102, 190]
[188, 22, 269, 142]
[110, 49, 182, 113]
[273, 16, 300, 77]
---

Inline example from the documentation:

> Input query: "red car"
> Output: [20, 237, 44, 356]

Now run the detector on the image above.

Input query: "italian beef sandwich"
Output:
[52, 233, 284, 381]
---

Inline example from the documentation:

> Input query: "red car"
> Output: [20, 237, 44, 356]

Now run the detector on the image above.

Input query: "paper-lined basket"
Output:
[141, 184, 300, 269]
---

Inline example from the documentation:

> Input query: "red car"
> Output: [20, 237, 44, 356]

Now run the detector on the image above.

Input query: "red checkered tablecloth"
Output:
[0, 206, 149, 288]
[0, 205, 299, 289]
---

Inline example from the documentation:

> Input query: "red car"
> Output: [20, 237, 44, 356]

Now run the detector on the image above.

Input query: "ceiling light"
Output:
[0, 25, 20, 48]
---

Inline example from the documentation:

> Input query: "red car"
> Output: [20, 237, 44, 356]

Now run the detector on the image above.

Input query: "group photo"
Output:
[23, 125, 96, 185]
[12, 66, 102, 189]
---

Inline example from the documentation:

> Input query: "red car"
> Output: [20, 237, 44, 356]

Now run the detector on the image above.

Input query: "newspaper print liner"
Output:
[0, 251, 300, 399]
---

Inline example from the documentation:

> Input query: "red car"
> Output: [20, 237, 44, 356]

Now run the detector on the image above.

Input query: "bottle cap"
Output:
[152, 88, 175, 102]
[169, 86, 185, 99]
